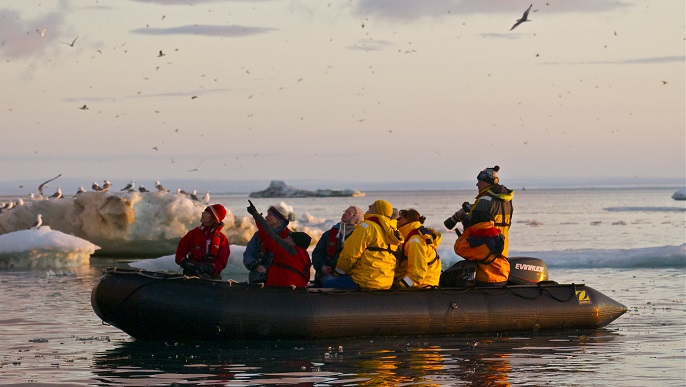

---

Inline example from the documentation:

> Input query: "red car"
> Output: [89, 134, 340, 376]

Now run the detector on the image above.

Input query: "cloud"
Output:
[353, 0, 630, 20]
[131, 0, 270, 4]
[541, 56, 685, 66]
[0, 9, 65, 59]
[131, 24, 276, 37]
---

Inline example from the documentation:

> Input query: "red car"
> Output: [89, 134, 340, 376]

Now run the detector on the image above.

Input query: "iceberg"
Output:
[672, 189, 686, 200]
[0, 226, 99, 268]
[249, 180, 365, 198]
[0, 192, 258, 257]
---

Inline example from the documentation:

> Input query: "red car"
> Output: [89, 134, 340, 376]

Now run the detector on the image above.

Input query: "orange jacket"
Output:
[454, 221, 509, 283]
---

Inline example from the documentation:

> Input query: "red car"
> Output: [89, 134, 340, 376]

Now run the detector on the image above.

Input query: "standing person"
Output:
[246, 201, 311, 288]
[243, 202, 295, 284]
[393, 209, 442, 288]
[322, 200, 403, 290]
[453, 211, 510, 287]
[444, 165, 514, 256]
[311, 206, 365, 287]
[175, 204, 230, 279]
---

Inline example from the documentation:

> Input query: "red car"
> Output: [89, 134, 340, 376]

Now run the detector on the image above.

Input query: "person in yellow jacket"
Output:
[453, 211, 510, 286]
[322, 199, 403, 290]
[393, 209, 442, 288]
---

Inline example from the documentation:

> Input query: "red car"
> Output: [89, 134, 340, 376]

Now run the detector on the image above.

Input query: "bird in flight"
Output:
[510, 4, 532, 31]
[38, 174, 62, 197]
[63, 36, 78, 47]
[188, 160, 203, 172]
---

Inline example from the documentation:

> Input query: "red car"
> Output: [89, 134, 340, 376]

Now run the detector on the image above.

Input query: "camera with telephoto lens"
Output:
[443, 202, 473, 230]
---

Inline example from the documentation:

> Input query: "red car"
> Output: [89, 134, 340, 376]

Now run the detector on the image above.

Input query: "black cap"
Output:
[289, 232, 311, 249]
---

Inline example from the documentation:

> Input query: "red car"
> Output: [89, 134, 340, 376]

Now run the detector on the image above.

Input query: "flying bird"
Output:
[38, 174, 62, 197]
[188, 160, 203, 172]
[29, 214, 43, 230]
[36, 27, 48, 37]
[510, 4, 532, 31]
[79, 105, 89, 110]
[63, 36, 78, 47]
[158, 50, 165, 57]
[120, 180, 135, 191]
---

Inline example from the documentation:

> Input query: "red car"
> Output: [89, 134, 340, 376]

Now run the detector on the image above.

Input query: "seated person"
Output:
[452, 210, 510, 287]
[311, 206, 365, 287]
[175, 204, 230, 279]
[322, 199, 403, 290]
[247, 201, 311, 288]
[393, 209, 442, 288]
[243, 202, 294, 284]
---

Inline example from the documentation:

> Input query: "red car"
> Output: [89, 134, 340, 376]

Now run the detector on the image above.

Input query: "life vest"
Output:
[364, 216, 398, 254]
[396, 226, 440, 266]
[325, 227, 340, 258]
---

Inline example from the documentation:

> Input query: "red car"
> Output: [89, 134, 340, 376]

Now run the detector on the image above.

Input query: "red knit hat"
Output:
[206, 204, 227, 223]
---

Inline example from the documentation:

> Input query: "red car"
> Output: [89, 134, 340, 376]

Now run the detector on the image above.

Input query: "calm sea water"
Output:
[0, 187, 684, 386]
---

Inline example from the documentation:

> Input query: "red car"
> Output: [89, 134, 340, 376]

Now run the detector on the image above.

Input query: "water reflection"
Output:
[90, 331, 619, 386]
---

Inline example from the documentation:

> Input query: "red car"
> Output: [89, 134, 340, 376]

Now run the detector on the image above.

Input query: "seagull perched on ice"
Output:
[75, 187, 86, 195]
[510, 4, 532, 31]
[155, 180, 170, 192]
[138, 185, 150, 193]
[92, 181, 102, 191]
[177, 188, 190, 197]
[202, 191, 210, 204]
[102, 180, 111, 192]
[190, 190, 201, 202]
[49, 186, 63, 199]
[38, 174, 62, 197]
[29, 214, 43, 230]
[120, 180, 135, 192]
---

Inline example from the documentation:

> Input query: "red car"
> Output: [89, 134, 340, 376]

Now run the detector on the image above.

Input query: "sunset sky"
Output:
[1, 0, 684, 192]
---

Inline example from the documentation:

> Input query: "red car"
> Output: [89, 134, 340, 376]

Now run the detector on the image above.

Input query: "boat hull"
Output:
[91, 268, 627, 341]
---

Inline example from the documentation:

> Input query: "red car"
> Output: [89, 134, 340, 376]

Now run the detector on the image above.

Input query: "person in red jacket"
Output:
[247, 200, 311, 287]
[175, 204, 230, 279]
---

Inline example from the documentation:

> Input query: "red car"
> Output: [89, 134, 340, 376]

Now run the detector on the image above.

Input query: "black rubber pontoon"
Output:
[91, 268, 627, 341]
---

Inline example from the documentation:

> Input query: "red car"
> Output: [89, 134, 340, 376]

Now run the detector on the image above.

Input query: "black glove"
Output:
[197, 262, 215, 277]
[247, 200, 259, 216]
[180, 256, 193, 271]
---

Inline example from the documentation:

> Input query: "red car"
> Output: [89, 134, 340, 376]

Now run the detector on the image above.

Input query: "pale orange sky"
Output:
[1, 0, 684, 188]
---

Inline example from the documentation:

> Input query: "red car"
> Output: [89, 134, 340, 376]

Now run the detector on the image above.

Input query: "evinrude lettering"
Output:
[515, 263, 545, 272]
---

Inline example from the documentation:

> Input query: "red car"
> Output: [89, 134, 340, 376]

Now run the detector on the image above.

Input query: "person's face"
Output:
[201, 210, 215, 227]
[285, 236, 296, 247]
[477, 180, 489, 190]
[341, 207, 357, 224]
[366, 203, 375, 214]
[396, 213, 409, 227]
[265, 212, 283, 229]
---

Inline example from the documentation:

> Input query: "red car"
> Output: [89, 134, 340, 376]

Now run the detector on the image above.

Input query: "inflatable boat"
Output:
[91, 262, 627, 341]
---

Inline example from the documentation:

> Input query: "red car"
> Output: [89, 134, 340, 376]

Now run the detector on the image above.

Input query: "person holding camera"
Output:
[444, 165, 514, 256]
[175, 204, 230, 279]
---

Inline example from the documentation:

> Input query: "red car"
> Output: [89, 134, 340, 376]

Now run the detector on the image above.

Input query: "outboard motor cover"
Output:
[508, 257, 548, 284]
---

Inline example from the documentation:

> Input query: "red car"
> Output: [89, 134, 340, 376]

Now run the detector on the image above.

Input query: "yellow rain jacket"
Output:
[334, 214, 403, 289]
[454, 221, 510, 283]
[394, 221, 442, 288]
